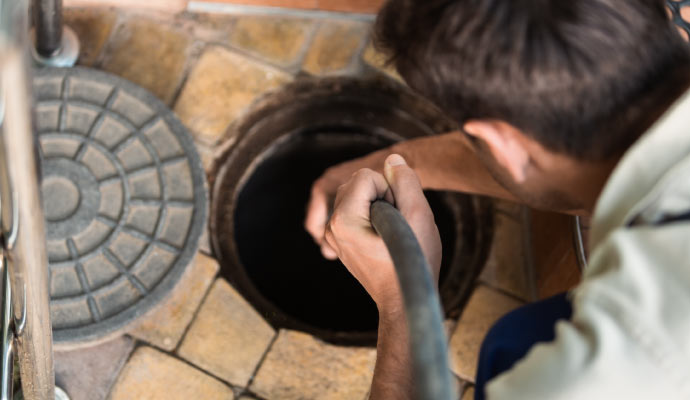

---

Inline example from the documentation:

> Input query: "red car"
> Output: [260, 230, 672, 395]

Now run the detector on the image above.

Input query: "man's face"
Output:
[468, 135, 584, 212]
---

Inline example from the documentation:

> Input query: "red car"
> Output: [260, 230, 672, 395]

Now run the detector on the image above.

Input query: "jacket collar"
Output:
[591, 89, 690, 246]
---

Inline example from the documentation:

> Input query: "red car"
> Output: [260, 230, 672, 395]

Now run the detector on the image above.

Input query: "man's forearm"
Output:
[369, 309, 414, 400]
[363, 132, 516, 201]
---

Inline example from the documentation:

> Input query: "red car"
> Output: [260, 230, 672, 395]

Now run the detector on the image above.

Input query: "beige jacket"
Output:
[488, 90, 690, 399]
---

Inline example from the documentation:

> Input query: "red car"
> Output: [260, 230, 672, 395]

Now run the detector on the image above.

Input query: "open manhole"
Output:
[34, 67, 207, 348]
[211, 78, 493, 346]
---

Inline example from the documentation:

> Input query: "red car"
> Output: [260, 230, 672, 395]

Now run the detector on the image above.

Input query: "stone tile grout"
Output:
[240, 330, 280, 395]
[171, 271, 220, 355]
[90, 8, 125, 69]
[169, 39, 206, 110]
[293, 18, 322, 73]
[347, 24, 374, 75]
[127, 339, 240, 395]
[105, 338, 145, 400]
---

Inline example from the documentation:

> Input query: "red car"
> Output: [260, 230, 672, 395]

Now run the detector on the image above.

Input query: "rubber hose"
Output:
[370, 200, 455, 400]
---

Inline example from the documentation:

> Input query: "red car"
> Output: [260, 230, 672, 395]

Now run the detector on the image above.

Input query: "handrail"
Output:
[0, 0, 57, 398]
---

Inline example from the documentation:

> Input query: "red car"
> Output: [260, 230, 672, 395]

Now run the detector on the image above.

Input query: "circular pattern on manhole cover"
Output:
[34, 67, 207, 347]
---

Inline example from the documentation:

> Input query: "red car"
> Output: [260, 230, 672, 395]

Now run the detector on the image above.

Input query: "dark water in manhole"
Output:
[232, 131, 458, 335]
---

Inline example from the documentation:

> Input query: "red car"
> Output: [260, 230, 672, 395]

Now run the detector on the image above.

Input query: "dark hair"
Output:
[374, 0, 690, 160]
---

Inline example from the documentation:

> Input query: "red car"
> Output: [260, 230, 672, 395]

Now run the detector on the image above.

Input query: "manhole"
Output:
[34, 67, 207, 347]
[211, 78, 493, 346]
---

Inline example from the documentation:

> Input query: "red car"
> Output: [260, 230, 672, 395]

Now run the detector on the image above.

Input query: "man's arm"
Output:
[306, 131, 515, 258]
[323, 155, 442, 400]
[370, 308, 414, 399]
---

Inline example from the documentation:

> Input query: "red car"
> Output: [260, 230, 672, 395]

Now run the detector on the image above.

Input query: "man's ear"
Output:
[464, 120, 530, 183]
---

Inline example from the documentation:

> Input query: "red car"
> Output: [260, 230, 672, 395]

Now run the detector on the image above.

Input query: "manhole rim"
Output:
[210, 77, 493, 345]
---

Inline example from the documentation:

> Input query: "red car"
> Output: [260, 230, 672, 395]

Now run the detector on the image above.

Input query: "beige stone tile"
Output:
[250, 330, 376, 400]
[449, 285, 522, 382]
[55, 336, 134, 400]
[177, 279, 276, 387]
[65, 0, 188, 12]
[64, 8, 117, 67]
[479, 213, 533, 302]
[101, 17, 192, 104]
[229, 16, 314, 67]
[318, 0, 385, 14]
[362, 41, 403, 82]
[185, 12, 237, 43]
[195, 142, 217, 174]
[110, 346, 234, 400]
[128, 253, 218, 351]
[174, 46, 292, 144]
[302, 20, 369, 75]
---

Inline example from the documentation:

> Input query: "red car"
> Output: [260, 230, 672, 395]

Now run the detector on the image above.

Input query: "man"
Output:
[304, 1, 690, 399]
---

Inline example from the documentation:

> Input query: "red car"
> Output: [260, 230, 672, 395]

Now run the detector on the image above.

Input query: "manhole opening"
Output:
[211, 78, 494, 346]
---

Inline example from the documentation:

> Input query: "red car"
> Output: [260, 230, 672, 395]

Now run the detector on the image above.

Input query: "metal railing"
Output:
[0, 0, 57, 398]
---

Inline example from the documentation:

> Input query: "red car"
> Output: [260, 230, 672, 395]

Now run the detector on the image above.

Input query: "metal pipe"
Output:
[0, 0, 56, 398]
[572, 216, 588, 271]
[370, 200, 456, 400]
[32, 0, 64, 57]
[1, 252, 14, 400]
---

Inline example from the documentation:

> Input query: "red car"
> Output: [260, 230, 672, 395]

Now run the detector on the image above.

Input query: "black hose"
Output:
[370, 200, 455, 400]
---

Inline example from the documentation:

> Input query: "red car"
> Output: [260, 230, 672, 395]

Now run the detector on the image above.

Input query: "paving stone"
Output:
[101, 17, 192, 104]
[197, 0, 317, 8]
[174, 46, 292, 144]
[318, 0, 384, 13]
[177, 279, 276, 387]
[54, 335, 134, 400]
[110, 346, 235, 400]
[128, 253, 219, 351]
[195, 142, 217, 174]
[65, 0, 188, 12]
[449, 285, 522, 382]
[64, 8, 117, 67]
[229, 16, 314, 67]
[186, 12, 237, 43]
[362, 40, 403, 82]
[479, 213, 534, 302]
[302, 20, 369, 75]
[250, 330, 376, 400]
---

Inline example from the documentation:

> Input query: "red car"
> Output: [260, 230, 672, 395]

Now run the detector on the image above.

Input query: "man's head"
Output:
[375, 0, 690, 211]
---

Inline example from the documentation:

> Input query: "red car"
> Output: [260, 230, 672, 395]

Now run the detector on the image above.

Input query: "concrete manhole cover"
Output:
[34, 67, 207, 348]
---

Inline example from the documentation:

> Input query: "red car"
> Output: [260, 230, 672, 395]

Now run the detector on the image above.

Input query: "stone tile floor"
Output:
[52, 6, 540, 399]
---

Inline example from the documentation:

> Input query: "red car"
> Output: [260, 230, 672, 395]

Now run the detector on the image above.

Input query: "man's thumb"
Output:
[383, 154, 425, 213]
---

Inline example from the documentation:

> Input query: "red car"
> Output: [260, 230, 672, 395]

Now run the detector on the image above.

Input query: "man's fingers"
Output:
[382, 154, 441, 271]
[383, 154, 427, 218]
[304, 182, 329, 243]
[321, 242, 338, 260]
[332, 168, 391, 228]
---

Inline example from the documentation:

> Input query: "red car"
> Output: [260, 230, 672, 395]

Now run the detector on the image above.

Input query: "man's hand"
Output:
[305, 149, 391, 260]
[323, 154, 442, 313]
[324, 154, 442, 400]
